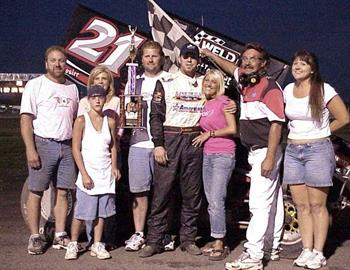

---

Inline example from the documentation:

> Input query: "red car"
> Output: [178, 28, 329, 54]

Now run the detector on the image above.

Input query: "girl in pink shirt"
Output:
[192, 69, 237, 260]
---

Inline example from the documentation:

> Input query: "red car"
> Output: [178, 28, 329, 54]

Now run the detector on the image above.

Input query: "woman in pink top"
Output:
[192, 69, 237, 261]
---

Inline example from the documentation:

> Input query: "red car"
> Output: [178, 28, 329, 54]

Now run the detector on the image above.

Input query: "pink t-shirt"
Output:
[199, 95, 236, 154]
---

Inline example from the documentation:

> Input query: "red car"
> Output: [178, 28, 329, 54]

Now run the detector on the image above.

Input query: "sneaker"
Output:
[65, 241, 78, 260]
[90, 242, 111, 260]
[125, 233, 145, 251]
[269, 247, 282, 261]
[27, 235, 45, 255]
[138, 244, 163, 258]
[293, 248, 315, 267]
[225, 251, 263, 270]
[306, 250, 327, 269]
[52, 233, 70, 250]
[180, 244, 202, 256]
[163, 234, 175, 251]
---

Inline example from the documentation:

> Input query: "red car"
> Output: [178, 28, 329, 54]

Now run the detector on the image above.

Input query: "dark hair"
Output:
[292, 50, 324, 122]
[140, 40, 164, 58]
[242, 42, 270, 63]
[45, 45, 67, 61]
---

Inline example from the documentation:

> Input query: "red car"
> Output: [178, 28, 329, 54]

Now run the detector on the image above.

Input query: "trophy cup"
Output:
[119, 25, 144, 128]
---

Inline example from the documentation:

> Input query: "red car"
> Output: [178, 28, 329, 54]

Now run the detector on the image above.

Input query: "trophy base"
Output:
[118, 94, 145, 129]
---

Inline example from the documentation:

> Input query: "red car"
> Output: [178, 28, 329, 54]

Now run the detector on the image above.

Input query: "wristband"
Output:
[210, 131, 215, 138]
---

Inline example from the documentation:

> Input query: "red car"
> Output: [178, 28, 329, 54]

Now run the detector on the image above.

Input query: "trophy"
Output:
[119, 25, 144, 128]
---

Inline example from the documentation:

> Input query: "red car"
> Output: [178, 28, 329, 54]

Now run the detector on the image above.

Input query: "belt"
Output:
[35, 135, 71, 143]
[164, 126, 201, 134]
[249, 145, 266, 151]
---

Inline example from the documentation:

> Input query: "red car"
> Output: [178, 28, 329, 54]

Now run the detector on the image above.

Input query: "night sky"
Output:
[1, 0, 349, 102]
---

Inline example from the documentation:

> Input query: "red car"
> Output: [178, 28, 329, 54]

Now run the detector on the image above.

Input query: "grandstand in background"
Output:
[0, 73, 41, 111]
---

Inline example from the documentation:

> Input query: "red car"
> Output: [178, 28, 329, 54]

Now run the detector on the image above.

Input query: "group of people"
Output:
[20, 39, 349, 270]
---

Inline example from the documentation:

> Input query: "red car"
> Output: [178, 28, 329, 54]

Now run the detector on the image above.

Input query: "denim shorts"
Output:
[28, 136, 77, 191]
[283, 139, 335, 187]
[74, 188, 116, 220]
[128, 146, 154, 193]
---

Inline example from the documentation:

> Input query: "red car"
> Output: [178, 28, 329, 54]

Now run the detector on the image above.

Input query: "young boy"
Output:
[65, 85, 121, 260]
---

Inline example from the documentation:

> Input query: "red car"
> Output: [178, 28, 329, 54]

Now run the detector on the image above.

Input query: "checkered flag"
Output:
[147, 0, 195, 72]
[193, 30, 226, 46]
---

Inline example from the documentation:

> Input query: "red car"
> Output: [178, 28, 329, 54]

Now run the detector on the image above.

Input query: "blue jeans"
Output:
[203, 153, 236, 238]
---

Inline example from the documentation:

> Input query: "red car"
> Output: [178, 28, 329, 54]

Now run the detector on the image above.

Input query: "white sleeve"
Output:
[73, 85, 79, 118]
[20, 80, 37, 117]
[323, 83, 338, 104]
[115, 96, 120, 115]
[283, 83, 294, 103]
[110, 96, 121, 115]
[233, 68, 240, 82]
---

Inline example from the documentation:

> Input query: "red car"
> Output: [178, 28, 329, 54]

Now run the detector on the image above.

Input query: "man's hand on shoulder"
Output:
[224, 99, 237, 114]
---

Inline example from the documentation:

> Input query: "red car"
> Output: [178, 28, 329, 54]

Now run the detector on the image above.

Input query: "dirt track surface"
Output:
[1, 115, 350, 270]
[1, 180, 350, 270]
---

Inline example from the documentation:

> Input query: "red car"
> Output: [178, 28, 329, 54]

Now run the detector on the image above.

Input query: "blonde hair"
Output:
[202, 69, 225, 97]
[88, 65, 115, 102]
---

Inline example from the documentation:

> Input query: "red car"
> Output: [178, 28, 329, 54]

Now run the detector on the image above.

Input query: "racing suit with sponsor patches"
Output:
[147, 71, 205, 249]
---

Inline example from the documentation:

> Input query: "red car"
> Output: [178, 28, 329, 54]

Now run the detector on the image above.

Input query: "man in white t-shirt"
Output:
[20, 46, 79, 255]
[124, 41, 174, 251]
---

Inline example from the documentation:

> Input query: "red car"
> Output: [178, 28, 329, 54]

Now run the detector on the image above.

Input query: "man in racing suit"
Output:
[139, 43, 204, 257]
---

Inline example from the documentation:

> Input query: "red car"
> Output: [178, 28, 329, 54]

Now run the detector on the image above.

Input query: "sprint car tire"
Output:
[281, 195, 302, 246]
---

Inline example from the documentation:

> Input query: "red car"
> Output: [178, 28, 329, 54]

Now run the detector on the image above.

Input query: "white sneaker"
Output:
[293, 248, 315, 267]
[90, 242, 111, 259]
[52, 232, 70, 250]
[270, 247, 281, 261]
[163, 234, 175, 251]
[225, 251, 263, 270]
[125, 233, 145, 251]
[306, 250, 327, 269]
[65, 241, 78, 260]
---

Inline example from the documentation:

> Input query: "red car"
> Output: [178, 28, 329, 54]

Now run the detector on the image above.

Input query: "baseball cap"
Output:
[180, 43, 199, 59]
[87, 85, 106, 97]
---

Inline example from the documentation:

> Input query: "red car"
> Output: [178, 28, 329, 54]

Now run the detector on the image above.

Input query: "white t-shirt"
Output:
[126, 70, 169, 148]
[20, 75, 79, 141]
[283, 82, 337, 139]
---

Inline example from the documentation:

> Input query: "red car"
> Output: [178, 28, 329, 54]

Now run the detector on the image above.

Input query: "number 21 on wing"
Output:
[66, 17, 145, 76]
